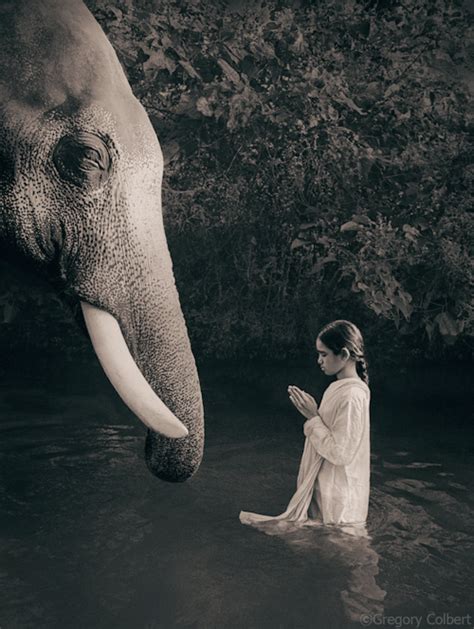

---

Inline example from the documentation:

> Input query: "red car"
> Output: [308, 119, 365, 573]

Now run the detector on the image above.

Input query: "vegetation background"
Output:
[0, 0, 472, 370]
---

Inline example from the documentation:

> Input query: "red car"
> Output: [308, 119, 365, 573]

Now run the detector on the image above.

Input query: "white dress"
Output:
[240, 377, 371, 526]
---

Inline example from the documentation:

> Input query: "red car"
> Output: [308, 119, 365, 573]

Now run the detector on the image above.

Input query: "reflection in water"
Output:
[242, 517, 386, 623]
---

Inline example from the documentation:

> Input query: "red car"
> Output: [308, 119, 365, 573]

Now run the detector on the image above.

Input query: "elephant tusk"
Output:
[80, 301, 189, 439]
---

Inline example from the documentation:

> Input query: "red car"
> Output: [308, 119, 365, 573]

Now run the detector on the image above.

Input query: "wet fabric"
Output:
[240, 377, 370, 526]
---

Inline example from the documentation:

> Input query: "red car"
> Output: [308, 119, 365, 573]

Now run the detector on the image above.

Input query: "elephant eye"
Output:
[53, 132, 111, 188]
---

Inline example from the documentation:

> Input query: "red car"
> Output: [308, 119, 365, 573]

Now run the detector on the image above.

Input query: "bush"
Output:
[0, 0, 472, 364]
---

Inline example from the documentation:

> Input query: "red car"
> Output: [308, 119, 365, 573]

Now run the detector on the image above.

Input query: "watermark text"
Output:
[359, 612, 472, 628]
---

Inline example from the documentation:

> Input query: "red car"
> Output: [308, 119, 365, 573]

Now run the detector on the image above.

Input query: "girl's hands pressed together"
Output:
[288, 385, 319, 419]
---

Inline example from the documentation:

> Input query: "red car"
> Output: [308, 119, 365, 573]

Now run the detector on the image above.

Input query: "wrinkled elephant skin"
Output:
[0, 0, 204, 481]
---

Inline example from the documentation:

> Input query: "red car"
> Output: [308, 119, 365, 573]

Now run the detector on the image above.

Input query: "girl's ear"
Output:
[340, 347, 350, 361]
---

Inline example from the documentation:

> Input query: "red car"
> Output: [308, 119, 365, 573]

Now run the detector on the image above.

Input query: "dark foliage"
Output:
[1, 0, 472, 364]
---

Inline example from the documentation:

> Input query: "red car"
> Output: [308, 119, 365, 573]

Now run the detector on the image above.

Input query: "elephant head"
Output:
[0, 0, 204, 481]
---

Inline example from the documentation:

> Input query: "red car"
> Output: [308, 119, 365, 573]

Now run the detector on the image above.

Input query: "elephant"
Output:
[0, 0, 204, 482]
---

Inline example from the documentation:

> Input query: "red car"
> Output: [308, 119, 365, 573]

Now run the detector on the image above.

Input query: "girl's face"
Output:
[316, 338, 347, 376]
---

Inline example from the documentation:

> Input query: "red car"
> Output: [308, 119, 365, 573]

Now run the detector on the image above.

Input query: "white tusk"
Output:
[80, 301, 189, 439]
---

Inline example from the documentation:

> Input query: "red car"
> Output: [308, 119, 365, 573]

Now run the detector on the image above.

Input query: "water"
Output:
[0, 358, 472, 628]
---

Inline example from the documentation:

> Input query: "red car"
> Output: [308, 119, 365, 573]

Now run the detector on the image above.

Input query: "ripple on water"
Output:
[0, 420, 139, 457]
[368, 477, 474, 611]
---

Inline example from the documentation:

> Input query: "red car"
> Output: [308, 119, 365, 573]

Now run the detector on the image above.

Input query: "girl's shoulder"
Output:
[326, 378, 370, 401]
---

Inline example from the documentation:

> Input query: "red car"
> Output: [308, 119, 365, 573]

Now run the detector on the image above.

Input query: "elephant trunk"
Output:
[136, 284, 204, 483]
[73, 222, 204, 482]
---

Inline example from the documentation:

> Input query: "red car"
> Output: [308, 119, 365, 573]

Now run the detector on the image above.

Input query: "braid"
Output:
[356, 356, 369, 385]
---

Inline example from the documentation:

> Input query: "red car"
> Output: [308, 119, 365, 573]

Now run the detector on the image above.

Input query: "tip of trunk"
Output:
[145, 429, 204, 482]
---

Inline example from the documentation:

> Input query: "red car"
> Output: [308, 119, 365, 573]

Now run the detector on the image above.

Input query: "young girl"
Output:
[240, 320, 371, 527]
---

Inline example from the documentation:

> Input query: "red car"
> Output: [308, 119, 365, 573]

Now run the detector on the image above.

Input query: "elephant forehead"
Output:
[0, 1, 159, 156]
[0, 0, 128, 107]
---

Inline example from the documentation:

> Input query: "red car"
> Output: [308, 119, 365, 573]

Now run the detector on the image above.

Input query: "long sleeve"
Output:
[303, 394, 365, 466]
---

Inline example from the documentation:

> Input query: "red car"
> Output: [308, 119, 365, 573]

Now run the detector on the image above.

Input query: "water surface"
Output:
[0, 358, 472, 628]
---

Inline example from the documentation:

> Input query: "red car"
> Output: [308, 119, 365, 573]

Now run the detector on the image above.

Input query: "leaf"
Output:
[351, 214, 371, 226]
[264, 21, 279, 31]
[369, 302, 383, 316]
[393, 292, 413, 320]
[383, 83, 400, 100]
[142, 49, 176, 74]
[227, 87, 257, 129]
[162, 141, 181, 165]
[289, 31, 305, 54]
[333, 93, 366, 115]
[248, 40, 275, 60]
[402, 224, 420, 242]
[196, 97, 214, 117]
[108, 7, 123, 22]
[309, 254, 337, 274]
[352, 280, 369, 293]
[179, 60, 201, 79]
[425, 322, 435, 341]
[340, 221, 362, 232]
[435, 312, 464, 337]
[223, 43, 246, 64]
[172, 93, 201, 119]
[217, 59, 241, 85]
[291, 238, 307, 250]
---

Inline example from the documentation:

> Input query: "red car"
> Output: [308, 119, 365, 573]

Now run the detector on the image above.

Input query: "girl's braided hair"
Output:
[317, 320, 369, 385]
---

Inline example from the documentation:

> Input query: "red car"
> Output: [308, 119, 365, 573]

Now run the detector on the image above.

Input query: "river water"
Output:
[0, 357, 472, 628]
